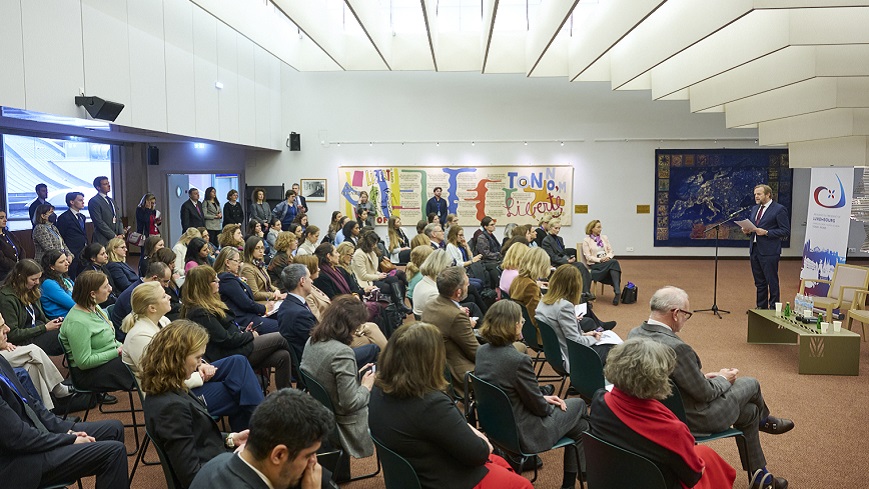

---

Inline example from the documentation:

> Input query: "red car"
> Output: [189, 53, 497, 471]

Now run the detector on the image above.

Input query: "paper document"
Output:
[265, 300, 283, 317]
[574, 303, 588, 317]
[595, 330, 624, 346]
[735, 219, 758, 232]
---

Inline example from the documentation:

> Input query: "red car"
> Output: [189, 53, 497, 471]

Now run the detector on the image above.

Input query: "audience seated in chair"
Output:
[214, 247, 279, 335]
[39, 250, 76, 321]
[0, 259, 65, 355]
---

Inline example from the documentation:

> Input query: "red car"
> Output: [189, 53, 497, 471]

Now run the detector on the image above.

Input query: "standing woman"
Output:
[39, 250, 76, 320]
[0, 260, 64, 354]
[222, 189, 244, 227]
[248, 187, 271, 232]
[239, 237, 286, 301]
[213, 247, 279, 335]
[351, 232, 411, 315]
[184, 237, 210, 272]
[79, 243, 118, 308]
[32, 204, 72, 265]
[369, 322, 532, 489]
[181, 266, 292, 389]
[135, 193, 162, 239]
[203, 187, 222, 246]
[106, 237, 138, 293]
[582, 220, 622, 305]
[0, 210, 23, 281]
[387, 216, 411, 264]
[217, 223, 244, 251]
[267, 231, 297, 290]
[475, 300, 589, 489]
[58, 270, 134, 394]
[296, 225, 320, 256]
[138, 234, 164, 278]
[356, 191, 376, 227]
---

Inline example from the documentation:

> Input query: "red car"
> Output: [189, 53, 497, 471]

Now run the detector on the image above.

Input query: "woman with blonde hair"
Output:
[405, 245, 434, 304]
[409, 232, 431, 249]
[267, 231, 297, 290]
[582, 219, 622, 305]
[123, 283, 262, 431]
[105, 237, 138, 292]
[499, 240, 530, 294]
[141, 320, 251, 488]
[509, 247, 552, 341]
[240, 237, 286, 301]
[386, 216, 411, 264]
[541, 217, 595, 302]
[446, 225, 482, 270]
[370, 322, 532, 489]
[411, 250, 457, 317]
[181, 266, 292, 389]
[217, 223, 244, 250]
[172, 227, 202, 283]
[214, 247, 279, 334]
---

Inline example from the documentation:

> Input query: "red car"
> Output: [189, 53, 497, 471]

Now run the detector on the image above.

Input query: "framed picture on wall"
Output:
[300, 178, 327, 202]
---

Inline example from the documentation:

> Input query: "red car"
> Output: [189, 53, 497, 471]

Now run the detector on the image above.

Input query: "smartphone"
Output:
[371, 365, 376, 374]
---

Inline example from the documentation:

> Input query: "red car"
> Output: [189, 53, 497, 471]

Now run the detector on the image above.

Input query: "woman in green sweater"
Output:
[59, 270, 135, 393]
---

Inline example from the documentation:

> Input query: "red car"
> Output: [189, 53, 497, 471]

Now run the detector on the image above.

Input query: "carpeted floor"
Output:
[75, 258, 869, 488]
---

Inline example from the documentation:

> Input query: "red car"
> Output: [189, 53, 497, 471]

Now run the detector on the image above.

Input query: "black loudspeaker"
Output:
[74, 96, 125, 122]
[147, 146, 159, 166]
[288, 132, 301, 151]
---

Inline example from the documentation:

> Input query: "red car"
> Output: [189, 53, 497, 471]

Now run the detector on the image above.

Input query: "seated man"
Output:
[629, 286, 794, 489]
[0, 313, 128, 489]
[420, 266, 479, 395]
[190, 388, 337, 489]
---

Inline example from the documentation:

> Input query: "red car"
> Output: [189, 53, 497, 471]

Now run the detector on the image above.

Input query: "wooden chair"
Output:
[799, 263, 869, 320]
[845, 289, 869, 341]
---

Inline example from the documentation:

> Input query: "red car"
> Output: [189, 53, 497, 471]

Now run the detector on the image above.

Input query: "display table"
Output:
[747, 309, 860, 375]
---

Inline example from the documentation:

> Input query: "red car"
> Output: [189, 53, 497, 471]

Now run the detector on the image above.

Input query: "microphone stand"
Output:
[694, 206, 749, 319]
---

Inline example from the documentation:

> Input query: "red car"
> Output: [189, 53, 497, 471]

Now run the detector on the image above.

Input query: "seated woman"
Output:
[509, 247, 553, 342]
[239, 237, 286, 302]
[213, 247, 279, 335]
[39, 250, 76, 320]
[172, 227, 202, 285]
[292, 213, 309, 234]
[476, 301, 589, 489]
[369, 322, 532, 489]
[31, 203, 72, 265]
[0, 259, 64, 355]
[105, 237, 138, 293]
[265, 218, 282, 259]
[217, 223, 244, 252]
[300, 296, 377, 460]
[540, 218, 593, 301]
[267, 231, 297, 291]
[582, 220, 623, 305]
[296, 225, 320, 257]
[184, 237, 210, 272]
[181, 266, 292, 389]
[411, 250, 458, 317]
[589, 338, 737, 489]
[314, 243, 383, 322]
[79, 243, 118, 307]
[154, 248, 182, 320]
[445, 225, 483, 279]
[473, 216, 503, 264]
[405, 245, 434, 302]
[351, 231, 411, 315]
[58, 270, 135, 394]
[138, 234, 165, 278]
[386, 216, 411, 264]
[339, 220, 360, 248]
[535, 265, 618, 369]
[499, 239, 529, 295]
[140, 320, 250, 488]
[123, 283, 263, 431]
[1, 340, 72, 411]
[409, 232, 431, 250]
[246, 221, 270, 259]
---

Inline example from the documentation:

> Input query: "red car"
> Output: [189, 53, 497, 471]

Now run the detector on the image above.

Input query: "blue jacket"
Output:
[277, 295, 317, 362]
[748, 201, 790, 256]
[39, 278, 75, 319]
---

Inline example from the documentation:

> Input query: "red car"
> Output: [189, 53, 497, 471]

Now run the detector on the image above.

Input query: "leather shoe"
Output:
[750, 472, 788, 489]
[759, 416, 795, 435]
[504, 453, 543, 473]
[599, 320, 617, 331]
[612, 295, 620, 306]
[539, 384, 555, 396]
[98, 393, 118, 405]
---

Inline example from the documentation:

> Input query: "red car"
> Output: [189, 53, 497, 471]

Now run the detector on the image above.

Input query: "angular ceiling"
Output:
[192, 0, 869, 167]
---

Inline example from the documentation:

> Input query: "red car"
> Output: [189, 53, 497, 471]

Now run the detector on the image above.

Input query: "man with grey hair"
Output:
[629, 286, 794, 489]
[277, 264, 317, 362]
[423, 223, 445, 250]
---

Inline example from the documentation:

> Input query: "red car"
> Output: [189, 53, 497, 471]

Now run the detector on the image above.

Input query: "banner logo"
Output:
[813, 174, 847, 209]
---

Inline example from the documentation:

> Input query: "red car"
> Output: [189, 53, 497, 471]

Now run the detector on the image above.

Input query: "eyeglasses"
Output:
[674, 309, 693, 321]
[227, 258, 240, 263]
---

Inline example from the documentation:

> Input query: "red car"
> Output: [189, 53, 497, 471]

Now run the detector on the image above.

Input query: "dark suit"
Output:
[628, 321, 770, 471]
[180, 199, 206, 231]
[88, 194, 124, 245]
[296, 194, 308, 214]
[277, 295, 318, 363]
[0, 356, 127, 489]
[29, 198, 56, 225]
[56, 210, 89, 278]
[425, 196, 448, 225]
[748, 201, 790, 309]
[218, 272, 279, 334]
[143, 389, 226, 488]
[191, 451, 337, 489]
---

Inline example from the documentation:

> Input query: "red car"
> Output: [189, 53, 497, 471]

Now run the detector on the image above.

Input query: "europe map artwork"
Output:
[654, 149, 792, 248]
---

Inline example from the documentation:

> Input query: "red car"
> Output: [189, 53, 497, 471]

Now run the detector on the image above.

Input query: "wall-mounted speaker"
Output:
[288, 132, 301, 151]
[147, 146, 159, 166]
[74, 96, 125, 122]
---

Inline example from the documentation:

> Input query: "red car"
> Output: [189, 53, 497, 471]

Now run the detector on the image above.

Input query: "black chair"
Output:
[39, 482, 82, 489]
[660, 381, 750, 475]
[467, 373, 580, 484]
[582, 431, 667, 489]
[299, 368, 380, 482]
[535, 319, 570, 396]
[565, 338, 608, 403]
[371, 432, 422, 489]
[124, 364, 163, 483]
[512, 301, 548, 376]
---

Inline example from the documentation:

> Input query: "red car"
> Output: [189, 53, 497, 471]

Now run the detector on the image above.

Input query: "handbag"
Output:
[127, 231, 146, 248]
[620, 282, 638, 304]
[379, 257, 396, 273]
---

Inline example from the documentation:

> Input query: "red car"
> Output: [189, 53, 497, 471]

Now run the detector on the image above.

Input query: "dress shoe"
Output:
[750, 471, 788, 489]
[504, 453, 543, 473]
[759, 416, 795, 435]
[98, 393, 118, 405]
[539, 384, 555, 396]
[599, 320, 617, 331]
[612, 295, 620, 306]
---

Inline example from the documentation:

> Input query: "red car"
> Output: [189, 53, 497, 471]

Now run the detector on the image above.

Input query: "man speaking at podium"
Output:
[743, 184, 790, 310]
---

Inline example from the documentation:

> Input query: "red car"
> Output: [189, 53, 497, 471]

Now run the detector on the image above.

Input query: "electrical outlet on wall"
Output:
[626, 247, 634, 252]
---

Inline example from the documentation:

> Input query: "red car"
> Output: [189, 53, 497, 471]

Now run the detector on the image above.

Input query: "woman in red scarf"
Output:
[589, 337, 736, 489]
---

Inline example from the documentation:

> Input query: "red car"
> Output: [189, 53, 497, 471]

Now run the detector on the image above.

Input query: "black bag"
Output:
[378, 303, 405, 338]
[620, 282, 638, 304]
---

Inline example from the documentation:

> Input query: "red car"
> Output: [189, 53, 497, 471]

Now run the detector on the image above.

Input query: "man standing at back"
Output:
[292, 183, 308, 214]
[629, 286, 794, 489]
[88, 176, 124, 246]
[29, 183, 55, 225]
[56, 191, 89, 278]
[180, 188, 206, 231]
[742, 184, 790, 309]
[425, 187, 448, 227]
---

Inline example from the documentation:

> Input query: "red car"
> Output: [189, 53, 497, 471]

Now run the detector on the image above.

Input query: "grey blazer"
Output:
[300, 338, 373, 458]
[475, 343, 587, 453]
[627, 322, 733, 432]
[535, 299, 595, 371]
[88, 194, 123, 245]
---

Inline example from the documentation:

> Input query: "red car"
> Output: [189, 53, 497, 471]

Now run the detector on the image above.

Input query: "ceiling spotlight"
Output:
[214, 81, 224, 89]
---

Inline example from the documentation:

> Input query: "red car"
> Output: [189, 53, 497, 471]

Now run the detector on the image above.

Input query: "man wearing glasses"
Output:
[629, 286, 794, 489]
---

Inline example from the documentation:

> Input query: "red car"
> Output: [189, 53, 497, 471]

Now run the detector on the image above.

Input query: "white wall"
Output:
[247, 69, 808, 257]
[0, 0, 283, 149]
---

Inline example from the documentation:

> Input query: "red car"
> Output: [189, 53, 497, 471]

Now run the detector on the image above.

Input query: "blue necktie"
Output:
[78, 213, 85, 231]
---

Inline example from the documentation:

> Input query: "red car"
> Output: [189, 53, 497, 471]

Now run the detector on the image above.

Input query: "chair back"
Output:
[536, 319, 567, 376]
[566, 338, 605, 401]
[582, 431, 667, 489]
[515, 301, 542, 351]
[371, 433, 422, 489]
[467, 373, 523, 455]
[659, 380, 688, 423]
[299, 369, 335, 412]
[829, 264, 869, 302]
